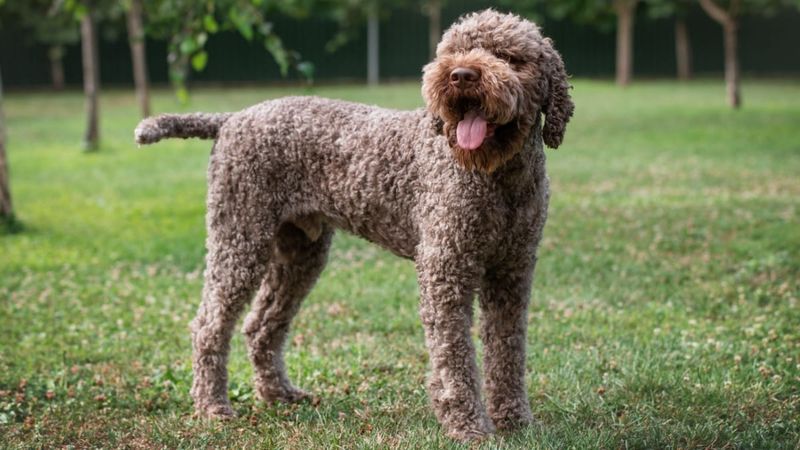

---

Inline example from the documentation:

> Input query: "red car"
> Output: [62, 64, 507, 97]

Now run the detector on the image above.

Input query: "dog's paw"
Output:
[445, 419, 495, 443]
[443, 413, 496, 442]
[257, 385, 311, 405]
[488, 399, 534, 431]
[194, 402, 236, 420]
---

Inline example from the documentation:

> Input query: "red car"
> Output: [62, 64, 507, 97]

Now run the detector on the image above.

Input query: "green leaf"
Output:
[258, 22, 273, 35]
[229, 7, 254, 41]
[179, 37, 197, 55]
[239, 22, 254, 41]
[264, 34, 289, 76]
[72, 4, 88, 20]
[203, 14, 219, 33]
[191, 51, 208, 72]
[296, 61, 315, 82]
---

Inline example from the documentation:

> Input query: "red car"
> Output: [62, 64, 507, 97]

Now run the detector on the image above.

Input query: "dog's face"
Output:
[422, 9, 574, 173]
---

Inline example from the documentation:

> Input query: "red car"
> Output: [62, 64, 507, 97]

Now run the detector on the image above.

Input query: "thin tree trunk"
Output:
[699, 0, 741, 108]
[0, 66, 13, 222]
[126, 0, 150, 118]
[613, 0, 637, 86]
[49, 46, 65, 91]
[367, 8, 379, 86]
[425, 0, 442, 60]
[81, 9, 100, 150]
[722, 21, 741, 108]
[675, 17, 692, 81]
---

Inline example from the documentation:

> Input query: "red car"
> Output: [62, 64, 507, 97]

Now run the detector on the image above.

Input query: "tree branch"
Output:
[613, 0, 639, 15]
[48, 0, 64, 17]
[698, 0, 733, 26]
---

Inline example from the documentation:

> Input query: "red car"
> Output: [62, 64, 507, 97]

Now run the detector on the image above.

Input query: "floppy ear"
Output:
[540, 38, 574, 149]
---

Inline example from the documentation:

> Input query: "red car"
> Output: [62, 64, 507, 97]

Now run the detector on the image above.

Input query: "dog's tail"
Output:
[134, 112, 233, 145]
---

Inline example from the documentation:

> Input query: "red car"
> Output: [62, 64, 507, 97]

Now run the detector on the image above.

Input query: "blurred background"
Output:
[2, 1, 800, 91]
[1, 1, 799, 448]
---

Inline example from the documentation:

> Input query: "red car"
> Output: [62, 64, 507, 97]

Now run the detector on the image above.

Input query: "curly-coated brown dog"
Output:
[135, 9, 573, 441]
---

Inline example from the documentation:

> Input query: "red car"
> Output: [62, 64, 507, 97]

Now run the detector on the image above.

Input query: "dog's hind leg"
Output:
[189, 153, 278, 418]
[243, 220, 333, 404]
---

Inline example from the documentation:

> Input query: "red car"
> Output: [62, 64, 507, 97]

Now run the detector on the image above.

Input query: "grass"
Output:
[1, 79, 799, 449]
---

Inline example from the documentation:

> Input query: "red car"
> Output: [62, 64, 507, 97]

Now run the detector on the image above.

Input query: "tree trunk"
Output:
[0, 66, 13, 222]
[81, 9, 101, 150]
[722, 21, 741, 108]
[675, 17, 692, 81]
[126, 0, 150, 118]
[367, 9, 379, 86]
[49, 46, 65, 91]
[698, 0, 741, 108]
[425, 0, 442, 60]
[613, 0, 637, 86]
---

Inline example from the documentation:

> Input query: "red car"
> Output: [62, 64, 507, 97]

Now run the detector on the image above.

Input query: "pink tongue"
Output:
[456, 110, 487, 151]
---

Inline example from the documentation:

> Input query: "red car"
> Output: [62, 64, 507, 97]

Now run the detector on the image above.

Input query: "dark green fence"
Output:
[1, 2, 799, 88]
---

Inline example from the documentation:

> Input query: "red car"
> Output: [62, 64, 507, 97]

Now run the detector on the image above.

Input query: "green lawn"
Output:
[1, 80, 799, 449]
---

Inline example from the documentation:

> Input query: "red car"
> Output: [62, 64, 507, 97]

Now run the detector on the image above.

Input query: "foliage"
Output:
[143, 0, 315, 101]
[0, 0, 79, 48]
[61, 0, 127, 34]
[503, 0, 617, 30]
[321, 0, 447, 53]
[644, 0, 693, 19]
[696, 0, 800, 17]
[314, 0, 392, 51]
[512, 0, 800, 26]
[1, 81, 799, 447]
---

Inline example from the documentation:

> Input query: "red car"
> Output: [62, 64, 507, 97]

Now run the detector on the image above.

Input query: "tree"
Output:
[367, 4, 379, 85]
[144, 0, 314, 101]
[0, 64, 13, 226]
[323, 0, 411, 84]
[697, 0, 797, 108]
[674, 10, 691, 79]
[0, 0, 79, 90]
[0, 2, 16, 228]
[646, 0, 693, 80]
[612, 0, 638, 86]
[56, 0, 124, 150]
[49, 47, 67, 90]
[79, 4, 101, 150]
[421, 0, 443, 59]
[699, 0, 742, 107]
[127, 0, 150, 117]
[322, 0, 384, 83]
[507, 0, 639, 86]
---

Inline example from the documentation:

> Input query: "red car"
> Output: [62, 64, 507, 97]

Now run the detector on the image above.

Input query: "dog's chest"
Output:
[483, 163, 548, 265]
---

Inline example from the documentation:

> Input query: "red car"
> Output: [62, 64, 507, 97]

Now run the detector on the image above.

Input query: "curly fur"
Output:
[134, 9, 573, 441]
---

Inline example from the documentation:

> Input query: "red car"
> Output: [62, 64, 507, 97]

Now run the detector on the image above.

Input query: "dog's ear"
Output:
[539, 38, 574, 149]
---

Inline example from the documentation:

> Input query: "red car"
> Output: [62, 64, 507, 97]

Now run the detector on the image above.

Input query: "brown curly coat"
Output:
[134, 9, 573, 441]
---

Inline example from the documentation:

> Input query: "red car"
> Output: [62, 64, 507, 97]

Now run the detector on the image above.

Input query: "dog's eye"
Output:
[500, 55, 524, 67]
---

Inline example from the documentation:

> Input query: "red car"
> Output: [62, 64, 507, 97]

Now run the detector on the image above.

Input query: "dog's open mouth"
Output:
[456, 110, 497, 151]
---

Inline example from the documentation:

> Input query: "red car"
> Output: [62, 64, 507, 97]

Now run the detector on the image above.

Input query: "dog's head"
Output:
[422, 9, 574, 173]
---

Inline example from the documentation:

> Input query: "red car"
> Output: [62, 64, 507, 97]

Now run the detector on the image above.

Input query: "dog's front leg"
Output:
[479, 267, 535, 431]
[416, 249, 494, 441]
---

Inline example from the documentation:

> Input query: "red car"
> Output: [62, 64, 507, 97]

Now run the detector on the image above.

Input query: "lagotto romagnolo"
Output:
[135, 9, 573, 441]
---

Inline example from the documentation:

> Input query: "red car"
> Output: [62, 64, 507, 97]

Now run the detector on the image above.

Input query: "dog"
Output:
[135, 9, 573, 441]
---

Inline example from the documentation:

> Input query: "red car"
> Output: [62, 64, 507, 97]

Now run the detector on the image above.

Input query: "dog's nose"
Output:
[449, 67, 479, 88]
